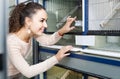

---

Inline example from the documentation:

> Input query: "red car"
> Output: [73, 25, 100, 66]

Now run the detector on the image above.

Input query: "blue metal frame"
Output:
[43, 0, 46, 8]
[39, 47, 120, 67]
[42, 0, 47, 79]
[43, 72, 47, 79]
[81, 0, 89, 49]
[83, 75, 89, 79]
[16, 0, 19, 5]
[82, 0, 88, 35]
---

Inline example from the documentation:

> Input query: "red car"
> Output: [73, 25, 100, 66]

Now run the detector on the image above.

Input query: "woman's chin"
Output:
[36, 32, 42, 36]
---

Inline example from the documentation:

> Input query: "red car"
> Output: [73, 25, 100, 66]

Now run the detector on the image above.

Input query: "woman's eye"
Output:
[40, 20, 44, 22]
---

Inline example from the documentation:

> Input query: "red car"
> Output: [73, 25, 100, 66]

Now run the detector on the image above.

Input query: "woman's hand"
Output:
[58, 16, 76, 35]
[55, 45, 73, 61]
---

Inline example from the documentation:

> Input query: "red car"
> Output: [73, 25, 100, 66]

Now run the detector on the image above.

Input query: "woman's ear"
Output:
[25, 17, 32, 26]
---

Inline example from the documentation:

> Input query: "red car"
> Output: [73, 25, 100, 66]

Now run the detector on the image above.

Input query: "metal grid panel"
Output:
[89, 0, 120, 31]
[45, 0, 82, 32]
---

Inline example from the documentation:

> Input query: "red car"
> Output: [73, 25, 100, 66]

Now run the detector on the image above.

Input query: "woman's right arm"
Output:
[8, 39, 58, 78]
[8, 38, 72, 78]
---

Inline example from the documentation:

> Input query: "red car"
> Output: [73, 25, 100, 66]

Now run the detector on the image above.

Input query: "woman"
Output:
[7, 2, 76, 79]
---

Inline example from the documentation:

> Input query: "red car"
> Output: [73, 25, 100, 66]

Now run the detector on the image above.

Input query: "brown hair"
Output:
[9, 2, 45, 33]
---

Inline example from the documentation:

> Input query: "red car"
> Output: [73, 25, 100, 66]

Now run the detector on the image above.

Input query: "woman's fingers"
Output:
[55, 45, 73, 61]
[67, 16, 76, 22]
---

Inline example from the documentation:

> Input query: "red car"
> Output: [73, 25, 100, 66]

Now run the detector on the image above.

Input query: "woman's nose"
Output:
[44, 22, 47, 28]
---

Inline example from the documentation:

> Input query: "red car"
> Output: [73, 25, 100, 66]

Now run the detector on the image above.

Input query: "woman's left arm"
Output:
[35, 16, 76, 46]
[35, 32, 62, 46]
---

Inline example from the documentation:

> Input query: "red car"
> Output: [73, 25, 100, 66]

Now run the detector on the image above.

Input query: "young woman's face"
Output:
[30, 9, 48, 35]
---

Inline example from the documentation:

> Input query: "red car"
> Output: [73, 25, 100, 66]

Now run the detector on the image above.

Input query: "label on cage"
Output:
[74, 20, 82, 27]
[75, 35, 95, 46]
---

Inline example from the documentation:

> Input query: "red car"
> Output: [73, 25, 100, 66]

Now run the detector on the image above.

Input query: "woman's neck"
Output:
[15, 28, 32, 43]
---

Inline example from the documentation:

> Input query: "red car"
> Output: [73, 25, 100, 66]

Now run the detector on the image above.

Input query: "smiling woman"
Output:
[7, 1, 76, 79]
[29, 9, 48, 35]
